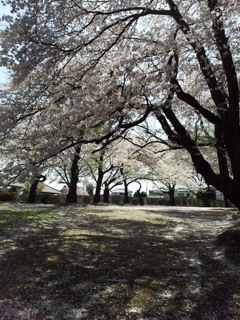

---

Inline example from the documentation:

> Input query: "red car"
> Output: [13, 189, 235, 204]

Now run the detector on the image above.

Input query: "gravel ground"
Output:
[0, 203, 240, 320]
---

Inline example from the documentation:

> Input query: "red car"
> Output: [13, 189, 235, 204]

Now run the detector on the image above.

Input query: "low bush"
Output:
[0, 191, 17, 202]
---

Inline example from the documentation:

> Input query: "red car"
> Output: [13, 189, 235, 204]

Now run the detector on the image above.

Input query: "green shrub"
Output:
[37, 193, 65, 204]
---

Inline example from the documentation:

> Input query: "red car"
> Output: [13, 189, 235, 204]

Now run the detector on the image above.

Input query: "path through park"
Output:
[0, 204, 240, 319]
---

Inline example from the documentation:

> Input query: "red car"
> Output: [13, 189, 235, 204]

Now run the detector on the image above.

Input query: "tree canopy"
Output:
[0, 0, 239, 207]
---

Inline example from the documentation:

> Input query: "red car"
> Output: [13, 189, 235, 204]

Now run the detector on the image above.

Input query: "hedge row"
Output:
[0, 191, 230, 207]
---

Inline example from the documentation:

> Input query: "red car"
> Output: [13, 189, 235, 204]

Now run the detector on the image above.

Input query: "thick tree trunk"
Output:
[155, 110, 240, 210]
[27, 180, 39, 203]
[152, 13, 240, 210]
[123, 179, 129, 204]
[224, 195, 230, 208]
[215, 126, 231, 208]
[168, 188, 176, 206]
[103, 183, 110, 203]
[93, 166, 104, 204]
[136, 183, 144, 206]
[138, 192, 144, 206]
[120, 167, 129, 204]
[27, 175, 46, 203]
[188, 143, 240, 208]
[66, 146, 81, 204]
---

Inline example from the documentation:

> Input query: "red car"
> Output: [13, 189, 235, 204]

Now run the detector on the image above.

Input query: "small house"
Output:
[111, 188, 133, 197]
[7, 182, 61, 195]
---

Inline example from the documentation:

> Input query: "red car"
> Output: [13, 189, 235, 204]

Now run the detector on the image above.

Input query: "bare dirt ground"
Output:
[0, 203, 240, 320]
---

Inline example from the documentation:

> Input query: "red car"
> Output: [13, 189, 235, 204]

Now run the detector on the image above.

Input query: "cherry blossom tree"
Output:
[138, 144, 197, 205]
[0, 0, 239, 208]
[91, 147, 117, 204]
[63, 145, 81, 203]
[27, 174, 46, 203]
[112, 137, 150, 204]
[86, 139, 129, 204]
[48, 144, 91, 203]
[85, 136, 149, 204]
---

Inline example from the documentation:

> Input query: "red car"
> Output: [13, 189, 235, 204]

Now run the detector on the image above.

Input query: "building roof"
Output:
[9, 183, 61, 194]
[40, 184, 61, 194]
[111, 188, 133, 194]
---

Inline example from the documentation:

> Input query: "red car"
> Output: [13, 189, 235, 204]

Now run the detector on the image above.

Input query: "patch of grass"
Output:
[0, 209, 56, 229]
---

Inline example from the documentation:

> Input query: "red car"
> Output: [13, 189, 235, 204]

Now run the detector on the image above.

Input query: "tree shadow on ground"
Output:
[0, 211, 239, 319]
[145, 208, 236, 222]
[217, 222, 240, 266]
